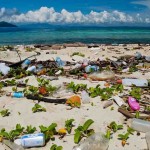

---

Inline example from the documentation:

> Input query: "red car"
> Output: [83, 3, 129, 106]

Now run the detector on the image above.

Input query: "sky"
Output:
[0, 0, 150, 25]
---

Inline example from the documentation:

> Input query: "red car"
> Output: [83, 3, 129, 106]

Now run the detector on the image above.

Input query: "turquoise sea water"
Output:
[0, 26, 150, 45]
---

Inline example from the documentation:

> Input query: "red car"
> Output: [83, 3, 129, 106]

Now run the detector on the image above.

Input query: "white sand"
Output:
[0, 44, 150, 150]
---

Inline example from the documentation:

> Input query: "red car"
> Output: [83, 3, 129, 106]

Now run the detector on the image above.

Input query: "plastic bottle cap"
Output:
[117, 79, 122, 84]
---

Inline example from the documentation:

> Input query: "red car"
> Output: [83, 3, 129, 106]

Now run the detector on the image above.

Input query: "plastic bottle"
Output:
[56, 57, 65, 67]
[81, 90, 90, 104]
[73, 132, 109, 150]
[11, 92, 24, 98]
[117, 79, 148, 87]
[88, 70, 115, 81]
[21, 59, 31, 69]
[145, 132, 150, 150]
[129, 118, 150, 133]
[15, 133, 45, 148]
[3, 139, 25, 150]
[85, 65, 99, 73]
[26, 66, 36, 72]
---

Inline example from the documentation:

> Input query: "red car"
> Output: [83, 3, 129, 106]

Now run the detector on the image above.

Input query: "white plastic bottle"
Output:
[130, 118, 150, 133]
[15, 133, 45, 148]
[26, 66, 36, 72]
[117, 79, 148, 87]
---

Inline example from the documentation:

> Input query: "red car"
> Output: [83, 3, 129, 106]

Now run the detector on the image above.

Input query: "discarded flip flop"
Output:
[128, 96, 140, 111]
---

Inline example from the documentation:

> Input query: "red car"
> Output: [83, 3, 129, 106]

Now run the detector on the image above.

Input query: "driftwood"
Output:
[118, 108, 150, 119]
[26, 94, 67, 104]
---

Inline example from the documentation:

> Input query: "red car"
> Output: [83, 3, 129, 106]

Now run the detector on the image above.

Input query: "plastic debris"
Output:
[129, 118, 150, 133]
[0, 63, 10, 75]
[14, 133, 45, 148]
[88, 70, 115, 81]
[21, 59, 31, 69]
[128, 97, 140, 111]
[117, 79, 148, 87]
[81, 90, 90, 104]
[73, 132, 109, 150]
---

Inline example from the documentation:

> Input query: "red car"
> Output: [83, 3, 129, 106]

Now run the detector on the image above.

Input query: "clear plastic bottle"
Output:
[21, 59, 31, 69]
[117, 79, 148, 87]
[85, 65, 99, 73]
[129, 118, 150, 133]
[3, 139, 25, 150]
[145, 132, 150, 149]
[56, 57, 65, 67]
[73, 133, 109, 150]
[81, 90, 90, 104]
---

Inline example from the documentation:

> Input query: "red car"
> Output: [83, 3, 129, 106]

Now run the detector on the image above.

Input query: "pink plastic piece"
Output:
[128, 97, 140, 111]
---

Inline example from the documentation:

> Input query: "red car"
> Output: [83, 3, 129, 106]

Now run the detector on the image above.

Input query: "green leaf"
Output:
[50, 144, 63, 150]
[56, 146, 63, 150]
[83, 119, 94, 132]
[0, 109, 10, 117]
[135, 111, 140, 119]
[39, 125, 48, 132]
[105, 129, 111, 139]
[50, 144, 57, 150]
[124, 133, 129, 140]
[48, 123, 57, 131]
[127, 127, 135, 135]
[74, 130, 82, 144]
[65, 119, 74, 134]
[118, 134, 124, 139]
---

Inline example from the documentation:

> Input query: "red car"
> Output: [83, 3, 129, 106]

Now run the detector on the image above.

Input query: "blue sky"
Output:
[0, 0, 150, 24]
[0, 0, 148, 13]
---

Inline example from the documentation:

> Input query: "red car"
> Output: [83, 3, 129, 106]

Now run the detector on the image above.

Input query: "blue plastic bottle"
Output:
[11, 92, 24, 98]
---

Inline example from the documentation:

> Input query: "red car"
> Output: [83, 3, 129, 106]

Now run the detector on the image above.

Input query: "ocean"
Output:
[0, 26, 150, 45]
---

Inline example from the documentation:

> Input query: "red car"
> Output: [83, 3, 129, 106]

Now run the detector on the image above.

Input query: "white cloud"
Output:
[132, 0, 150, 9]
[0, 7, 150, 24]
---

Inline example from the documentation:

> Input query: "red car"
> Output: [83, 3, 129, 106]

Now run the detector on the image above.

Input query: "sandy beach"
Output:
[0, 44, 150, 150]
